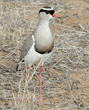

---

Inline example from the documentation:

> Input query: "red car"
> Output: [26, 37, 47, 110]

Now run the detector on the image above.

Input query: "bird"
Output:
[16, 6, 58, 103]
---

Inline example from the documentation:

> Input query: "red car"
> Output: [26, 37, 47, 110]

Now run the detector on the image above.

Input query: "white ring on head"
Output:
[41, 7, 54, 11]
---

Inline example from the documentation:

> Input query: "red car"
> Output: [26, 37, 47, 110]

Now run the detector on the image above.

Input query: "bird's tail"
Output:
[12, 62, 25, 72]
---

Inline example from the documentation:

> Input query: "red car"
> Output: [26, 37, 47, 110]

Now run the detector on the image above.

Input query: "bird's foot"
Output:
[39, 97, 45, 103]
[21, 97, 25, 101]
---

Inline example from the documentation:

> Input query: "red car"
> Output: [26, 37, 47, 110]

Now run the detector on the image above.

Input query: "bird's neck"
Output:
[38, 19, 49, 28]
[34, 19, 53, 53]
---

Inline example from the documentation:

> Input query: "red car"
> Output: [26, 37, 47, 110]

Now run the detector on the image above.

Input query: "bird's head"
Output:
[39, 6, 58, 20]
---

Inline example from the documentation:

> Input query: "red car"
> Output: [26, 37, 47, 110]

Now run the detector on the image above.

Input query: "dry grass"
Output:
[0, 0, 89, 110]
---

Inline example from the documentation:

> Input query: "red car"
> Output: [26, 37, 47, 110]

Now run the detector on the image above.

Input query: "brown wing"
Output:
[20, 35, 33, 61]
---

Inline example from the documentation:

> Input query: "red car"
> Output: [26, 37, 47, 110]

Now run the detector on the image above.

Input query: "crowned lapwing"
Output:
[16, 6, 58, 102]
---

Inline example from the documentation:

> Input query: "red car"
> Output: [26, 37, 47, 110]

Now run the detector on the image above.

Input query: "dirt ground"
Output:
[0, 0, 89, 110]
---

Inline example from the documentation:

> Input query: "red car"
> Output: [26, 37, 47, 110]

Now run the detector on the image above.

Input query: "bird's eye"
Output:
[46, 11, 49, 14]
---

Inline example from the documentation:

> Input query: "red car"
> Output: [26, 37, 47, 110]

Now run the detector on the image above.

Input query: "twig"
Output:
[78, 24, 89, 32]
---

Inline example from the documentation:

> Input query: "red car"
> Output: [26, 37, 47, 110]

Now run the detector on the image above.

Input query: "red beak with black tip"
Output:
[52, 13, 58, 18]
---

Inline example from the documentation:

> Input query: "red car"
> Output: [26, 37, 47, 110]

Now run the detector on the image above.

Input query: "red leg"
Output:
[39, 65, 45, 103]
[27, 67, 30, 80]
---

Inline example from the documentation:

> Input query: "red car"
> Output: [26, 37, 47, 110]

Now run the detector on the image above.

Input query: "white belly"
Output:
[24, 35, 52, 67]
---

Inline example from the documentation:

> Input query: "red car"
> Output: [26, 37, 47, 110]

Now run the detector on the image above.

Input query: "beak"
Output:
[52, 13, 58, 18]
